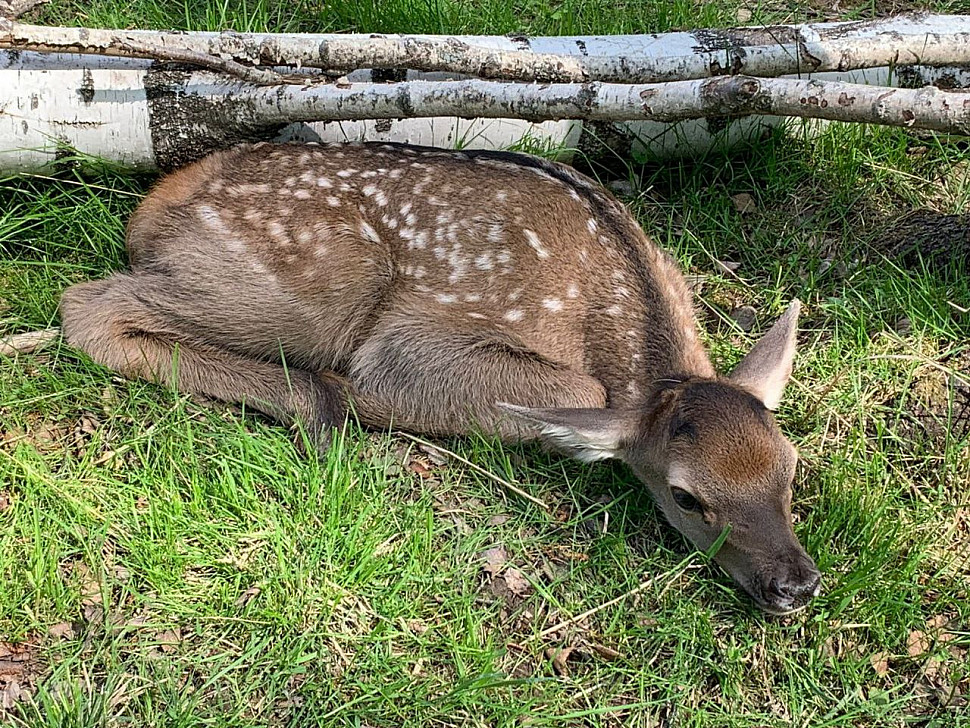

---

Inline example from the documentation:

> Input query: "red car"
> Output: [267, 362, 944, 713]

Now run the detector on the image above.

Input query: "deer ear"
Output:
[496, 403, 634, 462]
[729, 299, 801, 410]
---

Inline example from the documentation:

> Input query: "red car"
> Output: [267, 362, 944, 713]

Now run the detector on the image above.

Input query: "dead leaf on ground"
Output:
[487, 514, 510, 526]
[501, 568, 532, 597]
[545, 646, 575, 677]
[870, 651, 890, 676]
[731, 192, 757, 214]
[0, 638, 41, 711]
[588, 642, 623, 661]
[234, 586, 261, 608]
[908, 630, 932, 658]
[480, 545, 510, 576]
[47, 622, 75, 641]
[155, 628, 181, 654]
[0, 492, 10, 512]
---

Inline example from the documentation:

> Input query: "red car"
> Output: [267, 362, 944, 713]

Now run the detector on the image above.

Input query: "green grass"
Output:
[3, 0, 970, 726]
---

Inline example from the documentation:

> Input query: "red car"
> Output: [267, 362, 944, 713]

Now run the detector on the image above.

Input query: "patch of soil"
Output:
[882, 350, 970, 449]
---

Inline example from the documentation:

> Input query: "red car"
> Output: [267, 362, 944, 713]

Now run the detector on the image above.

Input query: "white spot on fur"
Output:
[400, 202, 412, 216]
[566, 283, 580, 298]
[468, 312, 486, 319]
[543, 298, 563, 312]
[464, 293, 482, 303]
[474, 253, 493, 271]
[504, 309, 524, 322]
[297, 230, 313, 244]
[374, 190, 388, 207]
[523, 229, 550, 259]
[389, 169, 404, 179]
[316, 177, 333, 188]
[293, 189, 312, 200]
[487, 223, 504, 244]
[606, 304, 623, 316]
[507, 289, 522, 302]
[496, 250, 512, 264]
[326, 196, 341, 207]
[382, 215, 398, 229]
[495, 191, 508, 202]
[435, 293, 458, 304]
[337, 169, 357, 178]
[359, 220, 381, 243]
[614, 286, 630, 298]
[587, 218, 598, 234]
[362, 184, 377, 197]
[277, 188, 292, 197]
[360, 170, 378, 178]
[413, 266, 427, 278]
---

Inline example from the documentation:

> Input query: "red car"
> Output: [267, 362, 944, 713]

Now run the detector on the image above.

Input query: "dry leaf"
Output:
[502, 568, 532, 597]
[0, 492, 10, 512]
[487, 514, 510, 526]
[907, 630, 931, 658]
[589, 642, 622, 661]
[545, 646, 575, 676]
[234, 586, 261, 608]
[480, 545, 510, 575]
[731, 192, 757, 214]
[47, 622, 75, 641]
[870, 651, 890, 676]
[155, 628, 181, 653]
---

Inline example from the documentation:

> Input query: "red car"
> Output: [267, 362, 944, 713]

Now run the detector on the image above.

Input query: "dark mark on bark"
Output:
[78, 68, 94, 104]
[144, 63, 283, 171]
[576, 83, 598, 116]
[692, 26, 797, 53]
[575, 39, 588, 56]
[375, 118, 393, 132]
[897, 66, 970, 91]
[902, 109, 916, 124]
[371, 67, 408, 83]
[837, 92, 856, 106]
[507, 34, 531, 51]
[395, 84, 414, 117]
[29, 93, 37, 110]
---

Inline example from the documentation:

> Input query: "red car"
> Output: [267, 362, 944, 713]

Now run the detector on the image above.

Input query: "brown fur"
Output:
[59, 141, 819, 612]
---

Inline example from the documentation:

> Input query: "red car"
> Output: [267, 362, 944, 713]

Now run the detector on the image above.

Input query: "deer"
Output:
[59, 141, 821, 614]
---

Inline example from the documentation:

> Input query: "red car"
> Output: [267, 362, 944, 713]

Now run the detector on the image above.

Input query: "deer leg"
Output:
[59, 275, 347, 454]
[347, 309, 607, 439]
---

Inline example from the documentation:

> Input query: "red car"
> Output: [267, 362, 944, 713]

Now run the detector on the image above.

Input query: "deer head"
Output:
[501, 301, 820, 614]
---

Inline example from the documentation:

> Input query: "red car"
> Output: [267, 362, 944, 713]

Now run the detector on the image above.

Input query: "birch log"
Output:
[5, 14, 970, 83]
[3, 15, 970, 173]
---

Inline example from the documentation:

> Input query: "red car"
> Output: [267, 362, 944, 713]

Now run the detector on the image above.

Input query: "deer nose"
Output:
[766, 561, 822, 611]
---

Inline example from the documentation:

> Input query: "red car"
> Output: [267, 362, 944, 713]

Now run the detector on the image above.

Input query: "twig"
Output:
[395, 432, 550, 511]
[531, 560, 694, 641]
[0, 326, 60, 355]
[112, 37, 290, 86]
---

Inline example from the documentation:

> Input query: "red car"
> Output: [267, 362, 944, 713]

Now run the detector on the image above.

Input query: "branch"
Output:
[4, 15, 970, 83]
[0, 327, 59, 355]
[112, 37, 291, 86]
[243, 76, 970, 135]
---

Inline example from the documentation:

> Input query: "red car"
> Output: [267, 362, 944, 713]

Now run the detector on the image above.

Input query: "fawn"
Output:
[60, 141, 820, 613]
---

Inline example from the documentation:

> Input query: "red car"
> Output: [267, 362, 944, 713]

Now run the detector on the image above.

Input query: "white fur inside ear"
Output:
[535, 422, 619, 462]
[496, 402, 623, 463]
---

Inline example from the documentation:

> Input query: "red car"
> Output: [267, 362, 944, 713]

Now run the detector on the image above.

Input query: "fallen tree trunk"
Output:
[3, 15, 970, 173]
[4, 14, 970, 83]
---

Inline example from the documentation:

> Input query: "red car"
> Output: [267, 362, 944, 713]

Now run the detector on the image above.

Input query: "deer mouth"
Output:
[746, 572, 822, 615]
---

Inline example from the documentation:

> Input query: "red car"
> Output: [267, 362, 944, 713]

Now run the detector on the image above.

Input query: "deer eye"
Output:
[671, 487, 703, 513]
